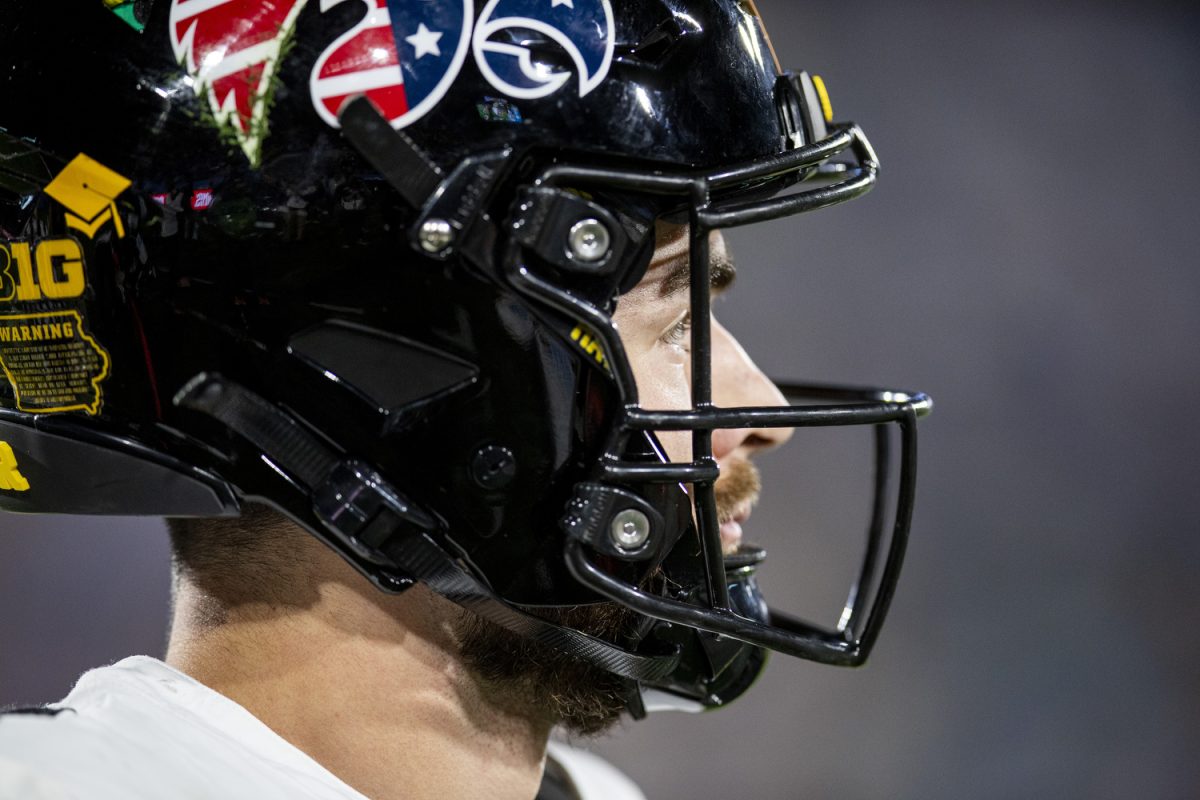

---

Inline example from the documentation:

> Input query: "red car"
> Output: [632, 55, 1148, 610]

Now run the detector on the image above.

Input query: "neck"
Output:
[165, 542, 551, 800]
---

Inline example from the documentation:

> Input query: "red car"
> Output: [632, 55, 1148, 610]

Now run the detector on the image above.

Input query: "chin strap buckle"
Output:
[313, 460, 437, 565]
[173, 373, 428, 575]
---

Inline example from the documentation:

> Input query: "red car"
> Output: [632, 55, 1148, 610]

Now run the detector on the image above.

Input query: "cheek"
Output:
[613, 295, 693, 464]
[625, 347, 692, 464]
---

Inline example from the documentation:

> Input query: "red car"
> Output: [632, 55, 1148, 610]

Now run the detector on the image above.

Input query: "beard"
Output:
[455, 600, 643, 736]
[455, 459, 763, 736]
[714, 458, 762, 523]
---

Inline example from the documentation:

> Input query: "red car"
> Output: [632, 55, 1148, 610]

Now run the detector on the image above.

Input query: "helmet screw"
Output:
[419, 218, 454, 254]
[470, 445, 517, 490]
[609, 508, 651, 552]
[567, 218, 611, 263]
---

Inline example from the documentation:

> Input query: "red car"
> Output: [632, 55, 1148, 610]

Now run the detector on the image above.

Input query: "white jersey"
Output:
[0, 657, 644, 800]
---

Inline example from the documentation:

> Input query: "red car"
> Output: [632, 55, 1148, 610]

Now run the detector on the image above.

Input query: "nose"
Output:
[710, 318, 794, 463]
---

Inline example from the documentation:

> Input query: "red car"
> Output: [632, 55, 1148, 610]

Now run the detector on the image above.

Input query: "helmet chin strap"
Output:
[338, 96, 443, 211]
[174, 372, 680, 684]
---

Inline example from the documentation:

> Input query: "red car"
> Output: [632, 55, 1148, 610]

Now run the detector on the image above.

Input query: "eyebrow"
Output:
[659, 249, 738, 298]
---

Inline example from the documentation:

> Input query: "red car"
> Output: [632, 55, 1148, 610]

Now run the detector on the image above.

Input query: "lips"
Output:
[720, 502, 752, 554]
[719, 520, 743, 553]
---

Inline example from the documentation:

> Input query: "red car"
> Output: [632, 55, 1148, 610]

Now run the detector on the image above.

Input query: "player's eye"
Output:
[661, 311, 692, 349]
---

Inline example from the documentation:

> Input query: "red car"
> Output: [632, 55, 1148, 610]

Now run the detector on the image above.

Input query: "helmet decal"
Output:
[102, 0, 147, 33]
[312, 0, 611, 128]
[43, 155, 132, 241]
[169, 0, 614, 154]
[0, 155, 120, 417]
[0, 309, 111, 416]
[0, 441, 31, 492]
[569, 324, 610, 372]
[310, 0, 473, 130]
[473, 0, 615, 100]
[169, 0, 310, 166]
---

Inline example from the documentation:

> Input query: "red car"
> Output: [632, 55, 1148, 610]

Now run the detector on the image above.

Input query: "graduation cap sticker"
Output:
[43, 154, 132, 240]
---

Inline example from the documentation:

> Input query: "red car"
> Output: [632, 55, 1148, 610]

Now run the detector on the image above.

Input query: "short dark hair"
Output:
[167, 504, 307, 593]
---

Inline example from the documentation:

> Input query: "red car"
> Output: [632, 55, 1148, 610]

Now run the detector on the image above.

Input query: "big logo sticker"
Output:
[0, 155, 121, 416]
[168, 0, 615, 163]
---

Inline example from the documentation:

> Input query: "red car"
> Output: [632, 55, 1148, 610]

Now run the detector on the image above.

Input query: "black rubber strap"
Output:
[386, 533, 679, 683]
[175, 373, 337, 489]
[339, 96, 443, 209]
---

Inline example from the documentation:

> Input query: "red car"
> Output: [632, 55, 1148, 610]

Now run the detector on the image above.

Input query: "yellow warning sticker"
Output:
[43, 154, 131, 240]
[0, 441, 30, 492]
[0, 310, 110, 415]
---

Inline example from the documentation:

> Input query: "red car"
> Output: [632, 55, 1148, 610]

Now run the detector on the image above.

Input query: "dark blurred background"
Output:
[3, 1, 1199, 798]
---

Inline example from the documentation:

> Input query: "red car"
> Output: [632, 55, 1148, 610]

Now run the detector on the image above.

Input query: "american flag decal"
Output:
[310, 0, 406, 125]
[166, 0, 612, 158]
[310, 0, 472, 130]
[169, 0, 310, 165]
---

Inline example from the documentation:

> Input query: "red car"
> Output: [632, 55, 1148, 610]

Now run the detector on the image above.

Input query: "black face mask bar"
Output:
[513, 117, 932, 667]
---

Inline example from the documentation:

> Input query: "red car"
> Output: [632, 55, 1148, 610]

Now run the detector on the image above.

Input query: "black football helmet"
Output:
[0, 0, 930, 712]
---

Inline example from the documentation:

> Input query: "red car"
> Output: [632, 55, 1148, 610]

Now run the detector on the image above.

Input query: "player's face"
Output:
[456, 225, 794, 735]
[612, 222, 793, 553]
